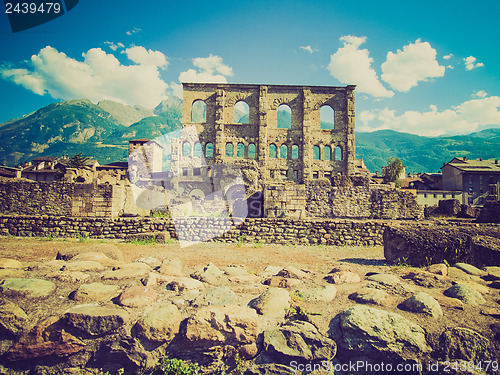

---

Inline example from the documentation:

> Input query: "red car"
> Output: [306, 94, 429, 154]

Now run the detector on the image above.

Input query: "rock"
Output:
[298, 285, 337, 302]
[249, 288, 290, 318]
[400, 292, 443, 318]
[94, 338, 148, 373]
[35, 260, 66, 272]
[435, 296, 464, 310]
[184, 305, 258, 347]
[133, 257, 161, 269]
[262, 320, 336, 363]
[64, 305, 129, 336]
[444, 284, 486, 306]
[488, 281, 500, 289]
[46, 271, 90, 283]
[102, 266, 149, 280]
[440, 327, 493, 362]
[191, 262, 227, 285]
[447, 267, 480, 283]
[426, 263, 448, 276]
[0, 300, 28, 337]
[454, 263, 486, 277]
[118, 286, 158, 308]
[367, 273, 401, 285]
[484, 266, 500, 281]
[166, 277, 205, 292]
[0, 258, 23, 269]
[222, 266, 249, 277]
[471, 236, 500, 268]
[229, 274, 262, 284]
[402, 270, 451, 289]
[263, 277, 302, 289]
[481, 308, 500, 318]
[191, 286, 237, 307]
[244, 364, 298, 375]
[63, 260, 107, 273]
[136, 303, 181, 342]
[333, 305, 431, 360]
[0, 278, 56, 299]
[56, 243, 124, 262]
[324, 271, 361, 284]
[71, 252, 120, 267]
[276, 266, 308, 279]
[73, 282, 121, 302]
[262, 266, 283, 277]
[159, 258, 184, 276]
[349, 288, 392, 307]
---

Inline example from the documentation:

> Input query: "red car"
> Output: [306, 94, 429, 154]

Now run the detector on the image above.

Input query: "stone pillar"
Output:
[346, 85, 356, 176]
[258, 85, 269, 181]
[214, 88, 226, 163]
[302, 88, 312, 181]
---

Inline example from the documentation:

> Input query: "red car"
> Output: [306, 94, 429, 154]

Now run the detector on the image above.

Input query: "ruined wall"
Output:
[0, 178, 147, 218]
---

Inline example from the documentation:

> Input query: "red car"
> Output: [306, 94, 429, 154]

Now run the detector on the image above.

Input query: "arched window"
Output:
[280, 144, 288, 159]
[191, 100, 206, 122]
[234, 101, 249, 124]
[269, 144, 277, 158]
[248, 143, 256, 159]
[313, 145, 320, 160]
[182, 142, 191, 157]
[225, 143, 234, 157]
[324, 145, 331, 160]
[205, 142, 213, 158]
[277, 104, 291, 129]
[320, 105, 334, 130]
[194, 142, 202, 158]
[335, 146, 343, 161]
[291, 144, 299, 159]
[237, 142, 245, 158]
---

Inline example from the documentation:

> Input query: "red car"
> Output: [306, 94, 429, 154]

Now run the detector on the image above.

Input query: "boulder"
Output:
[102, 265, 150, 280]
[46, 271, 90, 283]
[159, 258, 185, 276]
[249, 288, 290, 318]
[71, 252, 120, 267]
[324, 271, 361, 284]
[191, 262, 227, 285]
[262, 320, 336, 363]
[333, 305, 431, 360]
[0, 258, 23, 269]
[400, 292, 443, 318]
[476, 201, 500, 223]
[73, 282, 121, 302]
[56, 243, 124, 262]
[349, 288, 392, 307]
[440, 327, 493, 362]
[276, 266, 308, 279]
[64, 305, 129, 336]
[426, 263, 448, 276]
[166, 277, 205, 292]
[184, 305, 258, 347]
[136, 302, 181, 342]
[118, 286, 158, 308]
[63, 261, 107, 273]
[298, 285, 337, 302]
[0, 300, 28, 337]
[453, 263, 486, 277]
[470, 236, 500, 267]
[444, 284, 486, 306]
[191, 286, 238, 307]
[367, 273, 401, 286]
[263, 277, 302, 289]
[0, 278, 56, 299]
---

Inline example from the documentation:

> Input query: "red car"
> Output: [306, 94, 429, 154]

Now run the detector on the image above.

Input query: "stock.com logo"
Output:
[3, 0, 79, 33]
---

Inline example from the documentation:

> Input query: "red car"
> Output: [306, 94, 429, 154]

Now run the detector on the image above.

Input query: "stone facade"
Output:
[181, 83, 356, 185]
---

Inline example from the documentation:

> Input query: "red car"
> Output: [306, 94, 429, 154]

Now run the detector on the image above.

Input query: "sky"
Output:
[0, 0, 499, 137]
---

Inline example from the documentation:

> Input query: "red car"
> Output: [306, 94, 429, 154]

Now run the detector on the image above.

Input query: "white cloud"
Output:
[105, 42, 125, 51]
[300, 45, 318, 54]
[443, 54, 453, 60]
[464, 56, 484, 70]
[381, 39, 445, 92]
[473, 90, 488, 98]
[179, 54, 233, 83]
[359, 95, 500, 136]
[0, 45, 169, 108]
[170, 82, 183, 98]
[327, 35, 394, 98]
[123, 46, 168, 68]
[126, 27, 141, 36]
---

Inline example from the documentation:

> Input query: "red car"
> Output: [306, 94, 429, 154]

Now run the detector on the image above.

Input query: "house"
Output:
[442, 157, 500, 206]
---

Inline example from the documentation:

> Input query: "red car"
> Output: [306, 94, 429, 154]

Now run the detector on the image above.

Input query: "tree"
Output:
[383, 157, 403, 187]
[68, 153, 91, 168]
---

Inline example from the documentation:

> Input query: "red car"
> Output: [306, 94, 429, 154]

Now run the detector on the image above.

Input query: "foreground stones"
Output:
[0, 244, 499, 375]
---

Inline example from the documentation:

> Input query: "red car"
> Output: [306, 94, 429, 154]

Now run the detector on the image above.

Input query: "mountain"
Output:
[154, 97, 183, 115]
[97, 100, 154, 126]
[356, 128, 500, 174]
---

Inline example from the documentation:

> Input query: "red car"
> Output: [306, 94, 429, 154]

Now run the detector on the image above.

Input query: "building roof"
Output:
[97, 162, 128, 169]
[129, 138, 151, 143]
[0, 167, 17, 177]
[32, 156, 59, 163]
[443, 157, 500, 173]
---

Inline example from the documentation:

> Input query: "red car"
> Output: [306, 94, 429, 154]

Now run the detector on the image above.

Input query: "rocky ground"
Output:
[0, 237, 499, 375]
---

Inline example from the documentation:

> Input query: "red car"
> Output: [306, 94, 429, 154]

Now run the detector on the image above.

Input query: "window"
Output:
[193, 168, 201, 176]
[313, 146, 320, 160]
[443, 194, 447, 198]
[291, 144, 299, 159]
[324, 146, 331, 161]
[424, 193, 427, 198]
[194, 142, 202, 158]
[182, 142, 191, 157]
[280, 144, 288, 159]
[225, 143, 234, 157]
[277, 104, 291, 129]
[293, 170, 299, 180]
[182, 168, 188, 177]
[324, 172, 331, 179]
[191, 100, 206, 122]
[234, 101, 249, 124]
[237, 142, 245, 158]
[320, 105, 334, 130]
[248, 143, 256, 159]
[205, 142, 213, 158]
[334, 146, 342, 161]
[313, 171, 319, 179]
[269, 144, 277, 158]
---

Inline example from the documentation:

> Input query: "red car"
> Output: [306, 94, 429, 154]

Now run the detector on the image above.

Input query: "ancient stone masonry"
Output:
[181, 83, 356, 186]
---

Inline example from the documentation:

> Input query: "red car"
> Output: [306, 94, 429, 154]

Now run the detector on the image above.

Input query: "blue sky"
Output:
[0, 0, 499, 136]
